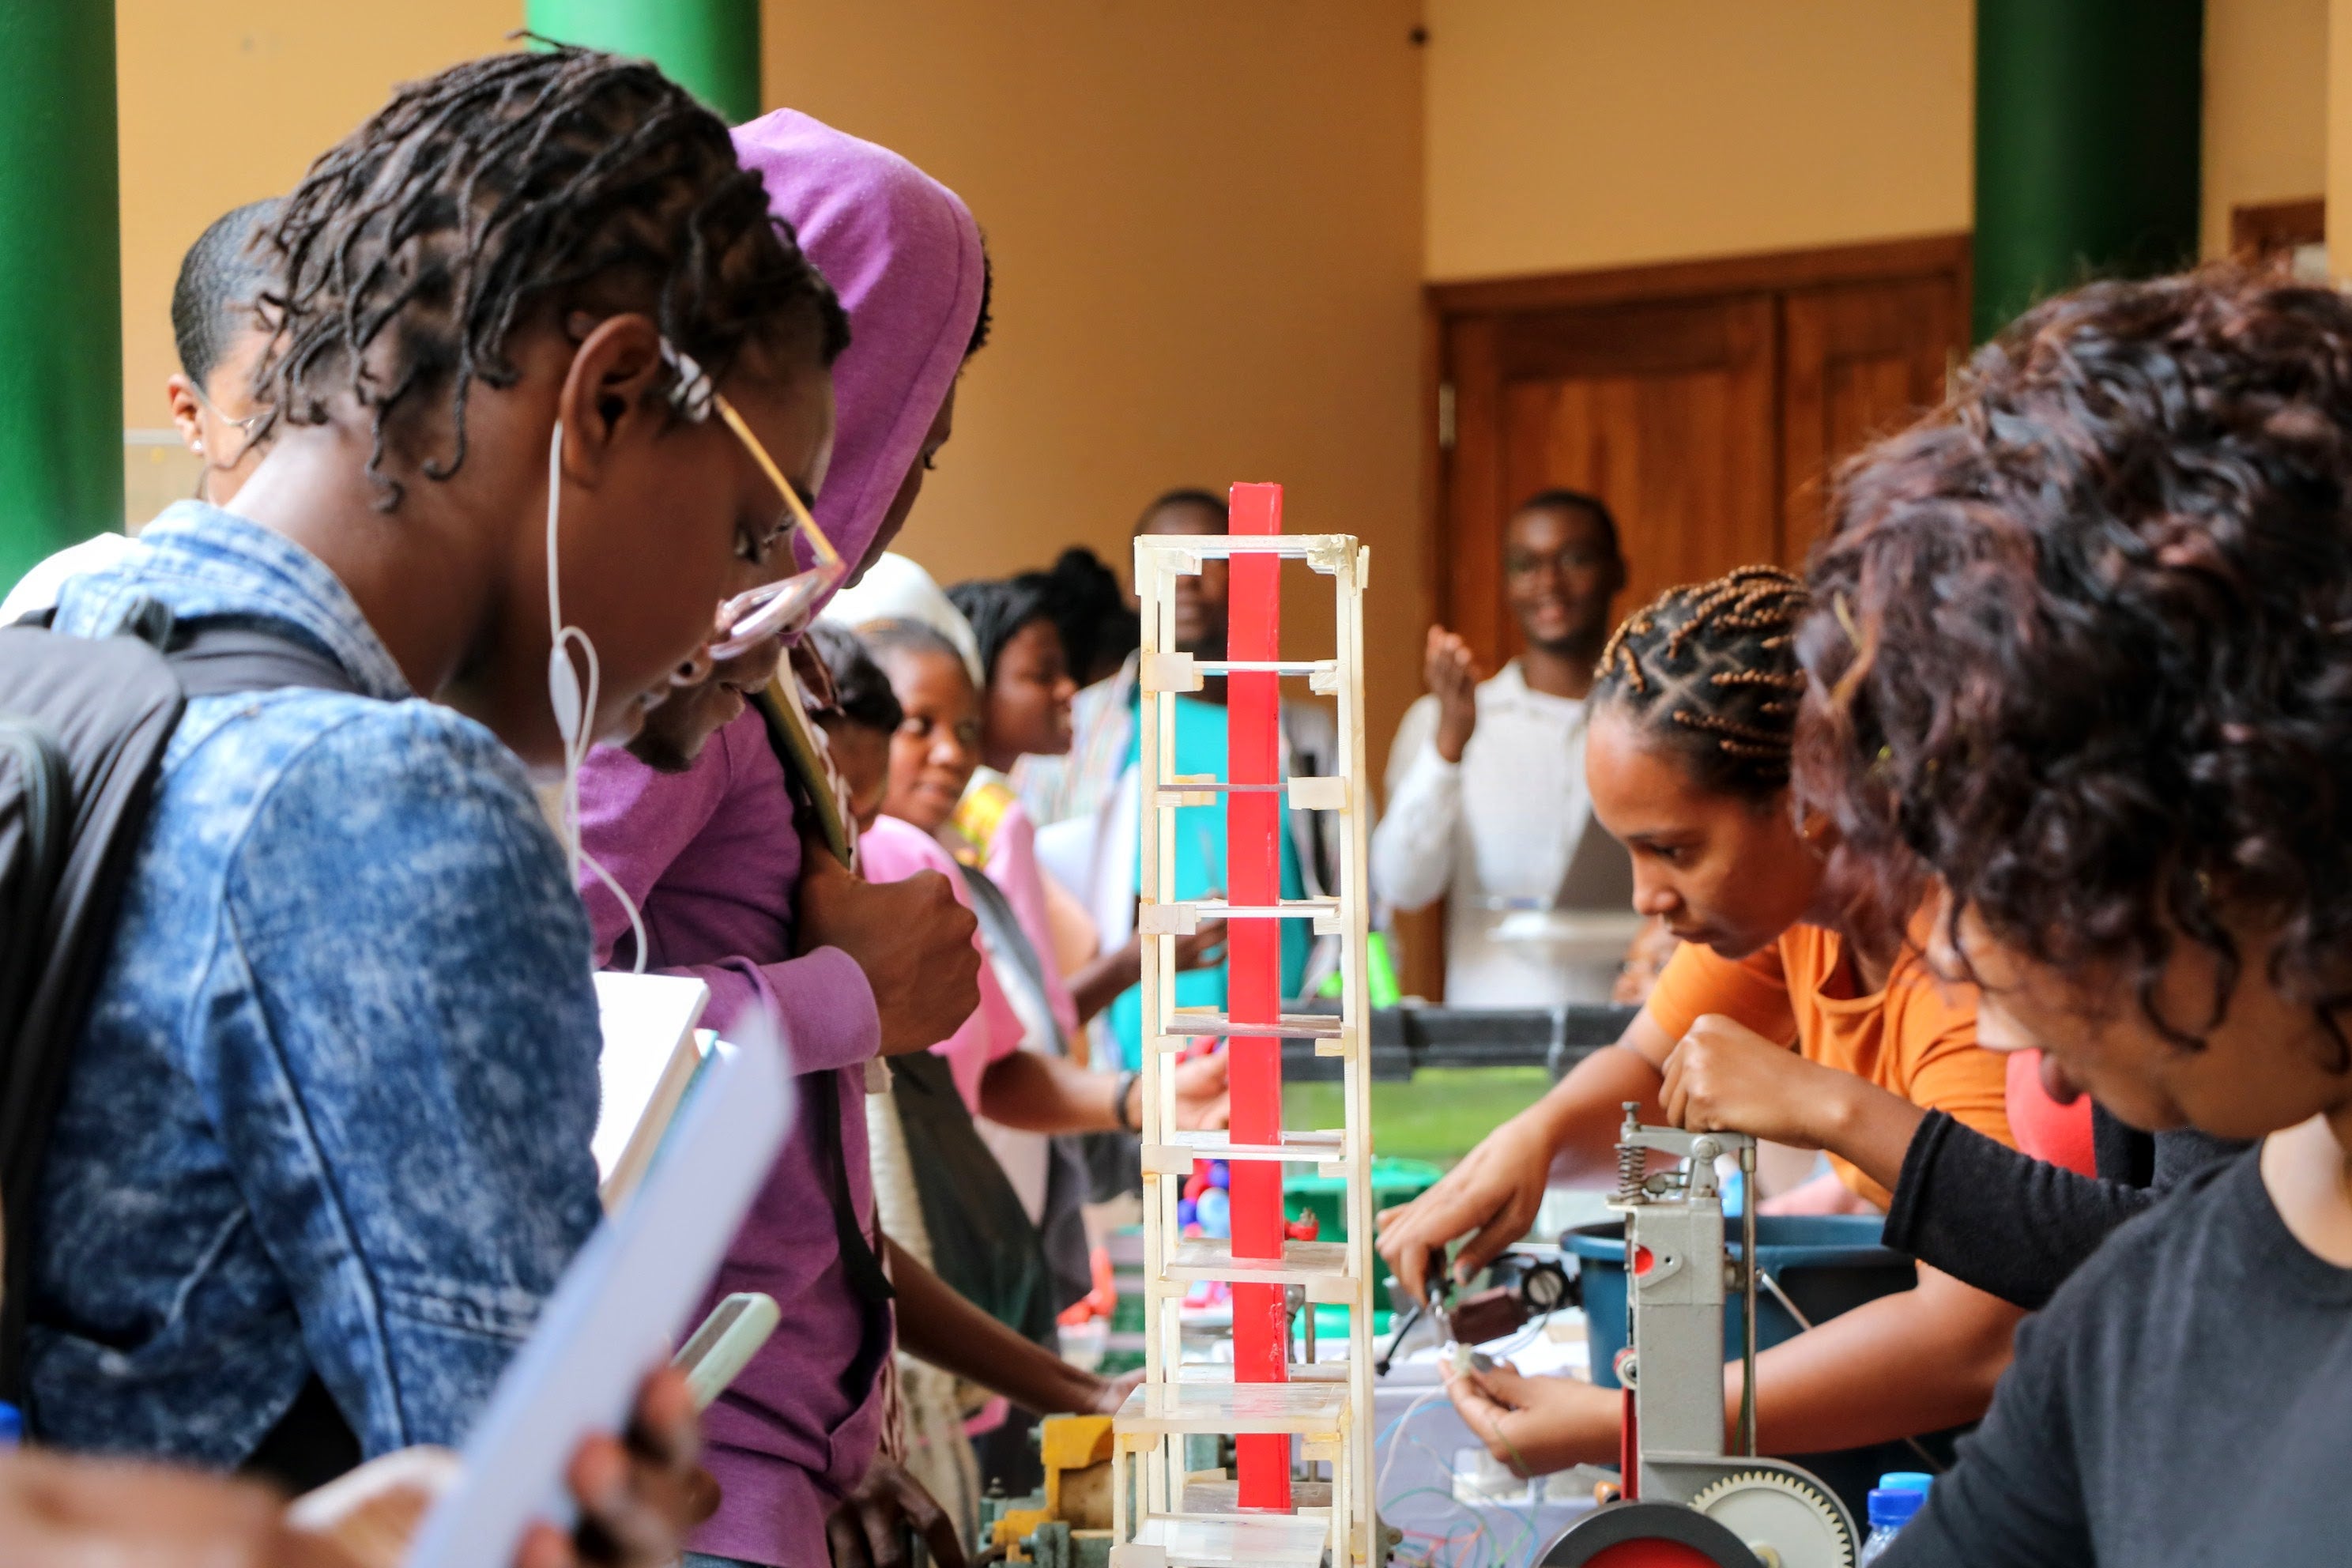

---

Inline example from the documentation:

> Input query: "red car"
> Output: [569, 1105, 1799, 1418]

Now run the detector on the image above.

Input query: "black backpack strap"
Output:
[810, 1065, 896, 1306]
[165, 620, 361, 699]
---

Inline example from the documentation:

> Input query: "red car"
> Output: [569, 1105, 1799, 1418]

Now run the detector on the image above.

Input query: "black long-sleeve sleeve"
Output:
[1879, 1110, 2245, 1310]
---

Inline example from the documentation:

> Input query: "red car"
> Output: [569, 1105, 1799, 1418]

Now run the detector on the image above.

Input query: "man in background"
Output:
[1371, 489, 1634, 1004]
[2, 200, 277, 620]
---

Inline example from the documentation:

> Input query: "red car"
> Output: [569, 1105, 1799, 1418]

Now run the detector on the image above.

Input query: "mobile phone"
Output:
[673, 1291, 782, 1411]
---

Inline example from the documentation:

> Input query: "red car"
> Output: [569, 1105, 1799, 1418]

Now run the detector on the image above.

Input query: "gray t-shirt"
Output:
[1887, 1145, 2352, 1566]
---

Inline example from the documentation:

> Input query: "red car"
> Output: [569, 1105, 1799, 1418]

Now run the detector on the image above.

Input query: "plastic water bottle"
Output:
[1859, 1482, 1926, 1563]
[0, 1402, 21, 1447]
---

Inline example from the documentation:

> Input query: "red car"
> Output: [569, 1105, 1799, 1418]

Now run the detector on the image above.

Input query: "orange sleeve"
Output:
[1642, 937, 1800, 1050]
[1886, 965, 2014, 1150]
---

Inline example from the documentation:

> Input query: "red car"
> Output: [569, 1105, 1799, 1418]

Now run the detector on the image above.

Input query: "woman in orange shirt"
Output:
[1376, 567, 2031, 1476]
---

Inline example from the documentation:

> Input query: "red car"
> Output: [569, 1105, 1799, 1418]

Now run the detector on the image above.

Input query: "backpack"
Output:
[0, 600, 360, 1400]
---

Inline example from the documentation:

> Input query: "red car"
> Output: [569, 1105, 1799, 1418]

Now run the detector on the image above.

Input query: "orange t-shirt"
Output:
[1643, 923, 2012, 1208]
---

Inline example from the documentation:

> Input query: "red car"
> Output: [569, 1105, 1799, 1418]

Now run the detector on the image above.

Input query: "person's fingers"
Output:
[1657, 1042, 1688, 1126]
[565, 1433, 668, 1567]
[800, 821, 852, 876]
[682, 1468, 721, 1528]
[1451, 1194, 1534, 1284]
[890, 1471, 966, 1568]
[1380, 1217, 1434, 1304]
[1470, 1361, 1534, 1408]
[856, 1491, 907, 1568]
[514, 1521, 582, 1568]
[626, 1369, 699, 1472]
[1440, 1360, 1510, 1425]
[1440, 1366, 1527, 1472]
[564, 1434, 629, 1525]
[827, 1504, 874, 1568]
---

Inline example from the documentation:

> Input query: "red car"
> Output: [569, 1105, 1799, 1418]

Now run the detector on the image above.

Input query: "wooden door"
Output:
[1446, 296, 1779, 664]
[1780, 277, 1959, 563]
[1430, 236, 1968, 669]
[1401, 236, 1968, 1002]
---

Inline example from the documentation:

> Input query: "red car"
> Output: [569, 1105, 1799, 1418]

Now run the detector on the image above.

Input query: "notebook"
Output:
[591, 971, 710, 1210]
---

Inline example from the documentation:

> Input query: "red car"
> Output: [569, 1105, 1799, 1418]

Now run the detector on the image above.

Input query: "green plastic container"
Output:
[1286, 1155, 1442, 1310]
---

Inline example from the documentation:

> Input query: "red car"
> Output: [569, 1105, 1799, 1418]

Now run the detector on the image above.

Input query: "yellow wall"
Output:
[111, 0, 1429, 752]
[763, 2, 1428, 743]
[1422, 0, 1975, 281]
[115, 1, 515, 433]
[2206, 0, 2328, 258]
[109, 2, 2332, 746]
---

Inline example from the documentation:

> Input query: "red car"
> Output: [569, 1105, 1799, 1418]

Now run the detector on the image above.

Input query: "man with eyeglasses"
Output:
[1371, 489, 1637, 1005]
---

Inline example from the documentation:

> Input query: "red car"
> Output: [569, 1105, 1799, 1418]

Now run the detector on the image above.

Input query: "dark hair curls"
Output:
[1798, 266, 2352, 1061]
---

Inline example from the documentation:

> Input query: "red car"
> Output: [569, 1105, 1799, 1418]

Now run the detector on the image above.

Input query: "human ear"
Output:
[165, 373, 206, 457]
[553, 312, 671, 488]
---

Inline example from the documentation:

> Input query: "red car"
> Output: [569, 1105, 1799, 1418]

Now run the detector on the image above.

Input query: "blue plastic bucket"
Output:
[1564, 1215, 1957, 1516]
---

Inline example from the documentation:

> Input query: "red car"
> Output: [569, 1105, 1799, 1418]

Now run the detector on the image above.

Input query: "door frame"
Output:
[1420, 232, 1973, 646]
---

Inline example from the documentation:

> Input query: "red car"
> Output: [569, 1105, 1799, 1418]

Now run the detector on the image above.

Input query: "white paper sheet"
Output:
[402, 1013, 793, 1568]
[590, 971, 710, 1209]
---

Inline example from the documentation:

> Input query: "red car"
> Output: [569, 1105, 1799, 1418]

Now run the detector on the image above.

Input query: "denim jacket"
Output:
[27, 504, 603, 1466]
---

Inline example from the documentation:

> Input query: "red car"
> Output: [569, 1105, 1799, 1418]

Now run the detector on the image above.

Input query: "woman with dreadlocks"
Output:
[1377, 567, 2030, 1494]
[27, 49, 845, 1538]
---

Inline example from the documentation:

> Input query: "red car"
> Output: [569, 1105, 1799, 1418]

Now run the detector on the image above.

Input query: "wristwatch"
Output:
[1112, 1069, 1142, 1133]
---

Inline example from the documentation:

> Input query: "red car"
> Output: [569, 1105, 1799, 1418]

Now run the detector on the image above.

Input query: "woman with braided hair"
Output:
[1377, 565, 2034, 1496]
[27, 48, 845, 1537]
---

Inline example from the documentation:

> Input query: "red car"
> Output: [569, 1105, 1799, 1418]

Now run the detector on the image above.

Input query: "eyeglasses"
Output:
[706, 390, 844, 661]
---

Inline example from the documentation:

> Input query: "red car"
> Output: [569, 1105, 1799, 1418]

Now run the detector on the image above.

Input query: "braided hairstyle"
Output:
[803, 623, 904, 735]
[253, 46, 849, 506]
[945, 572, 1057, 685]
[172, 199, 280, 384]
[1592, 566, 1810, 801]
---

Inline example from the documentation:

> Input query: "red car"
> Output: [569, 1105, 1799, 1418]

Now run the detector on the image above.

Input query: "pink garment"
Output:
[731, 109, 989, 609]
[860, 813, 1023, 1114]
[576, 111, 985, 1568]
[982, 795, 1083, 1042]
[576, 712, 883, 1568]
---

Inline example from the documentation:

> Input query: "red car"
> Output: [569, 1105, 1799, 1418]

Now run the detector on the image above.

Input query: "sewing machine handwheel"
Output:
[1539, 1501, 1764, 1567]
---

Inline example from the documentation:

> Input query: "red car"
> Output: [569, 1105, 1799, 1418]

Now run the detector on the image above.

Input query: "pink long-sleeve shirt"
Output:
[578, 708, 885, 1568]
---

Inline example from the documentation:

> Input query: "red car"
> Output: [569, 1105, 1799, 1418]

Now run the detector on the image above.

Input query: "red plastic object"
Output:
[1582, 1543, 1722, 1566]
[1615, 1348, 1639, 1502]
[1224, 482, 1290, 1510]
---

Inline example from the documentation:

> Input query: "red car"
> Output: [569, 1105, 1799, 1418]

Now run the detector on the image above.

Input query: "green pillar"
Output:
[1974, 0, 2203, 341]
[0, 6, 124, 586]
[527, 0, 762, 125]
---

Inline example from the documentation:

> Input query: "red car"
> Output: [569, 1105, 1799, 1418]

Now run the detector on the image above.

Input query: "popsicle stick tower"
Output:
[1110, 484, 1378, 1568]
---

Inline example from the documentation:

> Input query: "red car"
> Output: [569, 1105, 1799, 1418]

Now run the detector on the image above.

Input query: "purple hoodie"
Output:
[577, 110, 985, 1568]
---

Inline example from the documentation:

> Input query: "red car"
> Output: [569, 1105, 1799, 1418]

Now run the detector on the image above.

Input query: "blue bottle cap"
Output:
[0, 1402, 21, 1444]
[1868, 1486, 1925, 1530]
[1879, 1471, 1935, 1494]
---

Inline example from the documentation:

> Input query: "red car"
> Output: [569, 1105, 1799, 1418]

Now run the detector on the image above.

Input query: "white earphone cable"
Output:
[546, 420, 648, 974]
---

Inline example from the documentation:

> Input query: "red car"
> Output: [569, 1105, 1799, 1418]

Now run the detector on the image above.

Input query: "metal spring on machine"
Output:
[1616, 1140, 1644, 1198]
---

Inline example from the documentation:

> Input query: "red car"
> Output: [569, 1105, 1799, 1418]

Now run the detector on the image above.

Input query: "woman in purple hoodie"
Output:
[577, 113, 1116, 1568]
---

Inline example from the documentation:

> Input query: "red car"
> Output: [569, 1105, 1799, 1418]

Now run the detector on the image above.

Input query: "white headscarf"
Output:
[819, 552, 986, 688]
